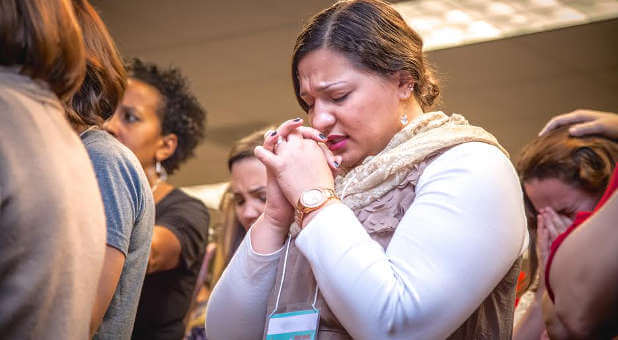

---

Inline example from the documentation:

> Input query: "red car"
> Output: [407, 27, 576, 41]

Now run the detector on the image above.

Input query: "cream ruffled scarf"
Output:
[289, 111, 508, 236]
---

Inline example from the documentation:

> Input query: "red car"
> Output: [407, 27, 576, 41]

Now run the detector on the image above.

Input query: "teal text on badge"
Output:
[265, 330, 316, 340]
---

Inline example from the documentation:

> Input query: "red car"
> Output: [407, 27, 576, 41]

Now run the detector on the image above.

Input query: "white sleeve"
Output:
[205, 228, 284, 340]
[295, 142, 528, 340]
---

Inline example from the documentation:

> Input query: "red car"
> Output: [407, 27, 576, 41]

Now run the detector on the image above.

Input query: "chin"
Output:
[341, 154, 362, 171]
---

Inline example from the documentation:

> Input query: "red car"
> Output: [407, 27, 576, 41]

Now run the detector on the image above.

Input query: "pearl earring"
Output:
[155, 160, 168, 181]
[400, 113, 409, 126]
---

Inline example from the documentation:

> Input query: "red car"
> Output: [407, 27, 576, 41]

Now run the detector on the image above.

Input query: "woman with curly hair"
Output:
[104, 58, 209, 340]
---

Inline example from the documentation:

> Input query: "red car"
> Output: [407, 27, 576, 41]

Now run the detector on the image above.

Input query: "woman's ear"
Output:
[155, 133, 178, 162]
[393, 70, 414, 100]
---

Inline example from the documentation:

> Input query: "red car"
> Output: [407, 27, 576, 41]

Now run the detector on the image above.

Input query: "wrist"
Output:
[250, 214, 289, 254]
[295, 187, 338, 227]
[262, 211, 292, 232]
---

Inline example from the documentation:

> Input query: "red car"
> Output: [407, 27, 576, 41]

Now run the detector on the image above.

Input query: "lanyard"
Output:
[268, 234, 319, 318]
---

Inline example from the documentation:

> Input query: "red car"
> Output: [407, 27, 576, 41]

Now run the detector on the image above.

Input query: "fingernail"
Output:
[319, 133, 327, 140]
[270, 130, 277, 137]
[333, 161, 340, 168]
[293, 117, 302, 122]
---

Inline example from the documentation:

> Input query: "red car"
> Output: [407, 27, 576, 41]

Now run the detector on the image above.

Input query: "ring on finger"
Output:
[274, 136, 284, 152]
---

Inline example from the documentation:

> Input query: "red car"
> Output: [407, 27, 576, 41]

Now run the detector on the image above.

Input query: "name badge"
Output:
[265, 309, 320, 340]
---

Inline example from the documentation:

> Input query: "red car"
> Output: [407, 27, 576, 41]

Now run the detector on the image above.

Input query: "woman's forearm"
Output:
[513, 290, 546, 340]
[250, 214, 289, 254]
[542, 292, 571, 340]
[205, 228, 283, 339]
[295, 144, 527, 339]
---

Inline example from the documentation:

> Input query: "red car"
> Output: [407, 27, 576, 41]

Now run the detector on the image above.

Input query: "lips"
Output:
[326, 135, 348, 151]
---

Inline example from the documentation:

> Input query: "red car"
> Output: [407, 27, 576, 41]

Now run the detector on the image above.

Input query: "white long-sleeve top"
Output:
[206, 142, 528, 340]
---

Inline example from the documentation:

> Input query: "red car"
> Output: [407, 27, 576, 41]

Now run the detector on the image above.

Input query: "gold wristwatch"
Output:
[295, 188, 338, 227]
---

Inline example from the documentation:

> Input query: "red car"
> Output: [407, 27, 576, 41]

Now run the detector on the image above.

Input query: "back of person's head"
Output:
[68, 0, 126, 128]
[127, 58, 206, 175]
[291, 0, 439, 113]
[0, 0, 85, 101]
[517, 126, 618, 291]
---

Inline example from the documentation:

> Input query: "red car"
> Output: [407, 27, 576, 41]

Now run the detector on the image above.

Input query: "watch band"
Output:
[295, 188, 338, 227]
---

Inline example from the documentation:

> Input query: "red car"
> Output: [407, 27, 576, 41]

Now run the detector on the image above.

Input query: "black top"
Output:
[132, 188, 210, 340]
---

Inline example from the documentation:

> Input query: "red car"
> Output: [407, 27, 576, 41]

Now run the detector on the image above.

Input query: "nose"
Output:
[310, 101, 336, 133]
[240, 201, 262, 223]
[103, 113, 120, 137]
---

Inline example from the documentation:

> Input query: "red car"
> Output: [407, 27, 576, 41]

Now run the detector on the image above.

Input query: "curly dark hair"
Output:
[127, 58, 206, 175]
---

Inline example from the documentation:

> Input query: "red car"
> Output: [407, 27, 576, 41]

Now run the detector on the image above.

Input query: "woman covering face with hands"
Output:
[513, 125, 618, 340]
[206, 1, 527, 339]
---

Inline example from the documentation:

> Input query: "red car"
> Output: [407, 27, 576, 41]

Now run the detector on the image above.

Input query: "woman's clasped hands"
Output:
[253, 118, 342, 236]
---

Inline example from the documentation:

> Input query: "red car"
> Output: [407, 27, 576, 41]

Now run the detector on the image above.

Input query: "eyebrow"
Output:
[248, 186, 266, 195]
[299, 81, 348, 98]
[233, 186, 265, 196]
[119, 104, 137, 114]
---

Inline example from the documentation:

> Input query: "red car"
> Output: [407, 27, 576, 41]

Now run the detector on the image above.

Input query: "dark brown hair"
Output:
[292, 0, 439, 112]
[516, 126, 618, 292]
[0, 0, 85, 100]
[67, 0, 126, 128]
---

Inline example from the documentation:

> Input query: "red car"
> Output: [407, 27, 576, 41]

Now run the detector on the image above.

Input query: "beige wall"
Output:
[92, 0, 618, 186]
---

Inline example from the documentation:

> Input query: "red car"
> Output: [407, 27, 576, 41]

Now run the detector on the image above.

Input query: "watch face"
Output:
[301, 189, 326, 208]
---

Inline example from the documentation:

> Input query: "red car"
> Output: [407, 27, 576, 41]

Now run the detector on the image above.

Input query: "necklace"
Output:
[79, 125, 97, 137]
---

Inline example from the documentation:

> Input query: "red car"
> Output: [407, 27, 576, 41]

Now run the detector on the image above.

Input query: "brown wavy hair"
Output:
[0, 0, 85, 101]
[516, 126, 618, 292]
[292, 0, 439, 112]
[67, 0, 126, 129]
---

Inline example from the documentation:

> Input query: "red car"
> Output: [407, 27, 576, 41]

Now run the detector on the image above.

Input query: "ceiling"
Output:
[91, 0, 618, 187]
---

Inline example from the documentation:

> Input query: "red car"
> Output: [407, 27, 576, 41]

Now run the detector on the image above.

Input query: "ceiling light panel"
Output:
[392, 0, 618, 50]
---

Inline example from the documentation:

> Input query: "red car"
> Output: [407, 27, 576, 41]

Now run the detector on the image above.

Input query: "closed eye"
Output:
[558, 209, 576, 219]
[333, 93, 349, 103]
[233, 194, 245, 206]
[303, 99, 314, 111]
